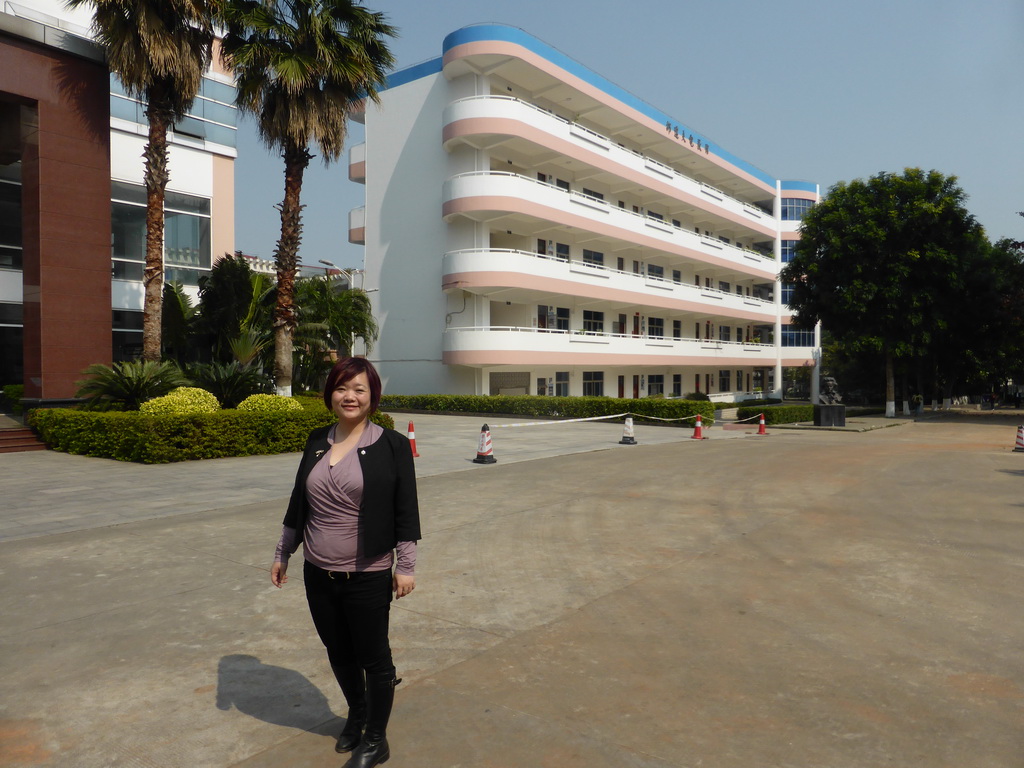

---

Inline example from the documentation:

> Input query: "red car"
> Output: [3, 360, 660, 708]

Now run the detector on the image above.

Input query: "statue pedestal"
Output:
[814, 404, 846, 427]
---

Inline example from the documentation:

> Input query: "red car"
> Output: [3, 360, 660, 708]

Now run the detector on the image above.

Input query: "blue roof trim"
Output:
[780, 180, 817, 193]
[443, 25, 779, 188]
[387, 24, 796, 190]
[384, 56, 443, 90]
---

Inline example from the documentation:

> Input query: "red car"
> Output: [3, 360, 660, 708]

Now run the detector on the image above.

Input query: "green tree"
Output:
[220, 0, 396, 395]
[781, 168, 987, 416]
[161, 281, 197, 365]
[196, 252, 256, 362]
[69, 0, 218, 362]
[296, 274, 378, 356]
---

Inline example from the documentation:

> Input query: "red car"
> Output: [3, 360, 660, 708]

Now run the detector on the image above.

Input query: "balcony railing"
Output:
[443, 325, 788, 361]
[444, 95, 774, 228]
[443, 248, 776, 318]
[444, 172, 778, 275]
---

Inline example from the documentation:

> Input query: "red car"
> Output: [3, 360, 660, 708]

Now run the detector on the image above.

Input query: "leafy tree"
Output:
[196, 252, 256, 362]
[220, 0, 396, 395]
[295, 274, 378, 356]
[781, 168, 987, 416]
[161, 281, 197, 365]
[70, 0, 218, 361]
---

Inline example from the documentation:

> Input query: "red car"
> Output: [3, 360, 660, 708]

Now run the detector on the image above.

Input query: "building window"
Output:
[555, 371, 569, 397]
[583, 310, 604, 333]
[648, 317, 664, 338]
[581, 187, 604, 201]
[111, 181, 211, 286]
[782, 284, 794, 305]
[719, 369, 731, 391]
[737, 370, 743, 391]
[647, 264, 664, 279]
[672, 269, 681, 284]
[0, 175, 23, 270]
[781, 198, 813, 221]
[672, 373, 682, 397]
[781, 325, 815, 346]
[538, 305, 570, 331]
[582, 371, 604, 397]
[648, 374, 664, 397]
[673, 320, 681, 339]
[718, 280, 730, 292]
[582, 249, 604, 267]
[718, 325, 731, 342]
[781, 240, 798, 263]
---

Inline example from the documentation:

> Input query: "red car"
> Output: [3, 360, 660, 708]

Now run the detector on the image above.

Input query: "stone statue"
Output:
[820, 376, 842, 404]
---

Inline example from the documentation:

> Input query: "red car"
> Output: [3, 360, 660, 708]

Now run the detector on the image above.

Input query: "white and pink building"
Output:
[352, 24, 819, 400]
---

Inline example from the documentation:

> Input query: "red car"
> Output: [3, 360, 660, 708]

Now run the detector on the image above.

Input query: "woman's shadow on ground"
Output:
[216, 654, 342, 737]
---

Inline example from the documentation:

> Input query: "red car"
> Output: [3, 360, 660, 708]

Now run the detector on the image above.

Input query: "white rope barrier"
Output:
[488, 411, 711, 428]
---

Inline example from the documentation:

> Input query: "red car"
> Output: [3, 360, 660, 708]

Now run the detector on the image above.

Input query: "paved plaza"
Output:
[1, 412, 1022, 767]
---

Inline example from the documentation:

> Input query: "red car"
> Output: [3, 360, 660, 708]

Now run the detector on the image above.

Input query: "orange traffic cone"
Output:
[619, 416, 637, 445]
[473, 423, 497, 464]
[691, 414, 704, 440]
[1014, 425, 1024, 452]
[757, 413, 767, 436]
[407, 421, 420, 457]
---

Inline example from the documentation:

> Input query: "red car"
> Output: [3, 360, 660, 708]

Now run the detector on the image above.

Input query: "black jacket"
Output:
[283, 424, 421, 559]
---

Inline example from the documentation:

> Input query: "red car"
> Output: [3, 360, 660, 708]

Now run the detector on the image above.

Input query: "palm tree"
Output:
[220, 0, 396, 395]
[69, 0, 219, 362]
[296, 273, 378, 356]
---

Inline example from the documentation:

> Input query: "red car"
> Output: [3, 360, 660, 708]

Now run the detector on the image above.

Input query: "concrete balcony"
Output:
[441, 325, 794, 367]
[349, 206, 365, 245]
[442, 248, 776, 323]
[442, 172, 778, 280]
[349, 142, 365, 183]
[442, 96, 775, 238]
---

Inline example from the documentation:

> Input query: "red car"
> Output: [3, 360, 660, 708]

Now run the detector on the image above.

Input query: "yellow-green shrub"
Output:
[140, 387, 220, 415]
[237, 394, 303, 413]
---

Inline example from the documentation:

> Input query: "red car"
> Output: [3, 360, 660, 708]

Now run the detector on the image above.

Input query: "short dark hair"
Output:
[323, 357, 382, 414]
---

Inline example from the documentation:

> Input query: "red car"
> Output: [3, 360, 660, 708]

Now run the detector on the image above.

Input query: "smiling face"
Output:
[331, 371, 372, 426]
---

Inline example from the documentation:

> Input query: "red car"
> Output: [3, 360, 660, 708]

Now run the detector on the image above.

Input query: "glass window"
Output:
[782, 284, 794, 305]
[112, 181, 147, 205]
[673, 320, 681, 339]
[582, 249, 604, 267]
[0, 182, 21, 249]
[111, 202, 147, 262]
[781, 325, 815, 346]
[737, 370, 743, 390]
[555, 371, 569, 397]
[647, 264, 664, 279]
[648, 374, 664, 397]
[781, 198, 813, 221]
[582, 371, 604, 397]
[648, 317, 664, 338]
[719, 369, 731, 391]
[165, 211, 211, 268]
[583, 310, 604, 333]
[672, 269, 681, 283]
[581, 188, 604, 200]
[200, 78, 237, 104]
[781, 240, 798, 263]
[719, 325, 731, 342]
[672, 373, 682, 397]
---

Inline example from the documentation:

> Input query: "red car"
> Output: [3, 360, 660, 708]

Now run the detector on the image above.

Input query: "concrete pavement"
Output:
[2, 412, 1023, 767]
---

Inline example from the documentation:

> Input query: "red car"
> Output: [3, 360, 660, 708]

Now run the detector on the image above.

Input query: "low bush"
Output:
[736, 404, 814, 424]
[75, 361, 189, 410]
[140, 387, 221, 415]
[379, 393, 714, 425]
[29, 399, 397, 462]
[2, 384, 24, 415]
[186, 362, 270, 408]
[237, 394, 303, 413]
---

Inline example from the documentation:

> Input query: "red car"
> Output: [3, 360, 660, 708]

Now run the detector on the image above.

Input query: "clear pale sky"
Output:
[233, 0, 1024, 270]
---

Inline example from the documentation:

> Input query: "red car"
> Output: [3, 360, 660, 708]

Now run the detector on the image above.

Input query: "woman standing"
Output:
[272, 357, 420, 768]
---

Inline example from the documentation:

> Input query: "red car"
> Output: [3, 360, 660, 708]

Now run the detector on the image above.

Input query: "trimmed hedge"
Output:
[3, 384, 24, 415]
[380, 394, 714, 425]
[29, 402, 395, 463]
[736, 404, 814, 425]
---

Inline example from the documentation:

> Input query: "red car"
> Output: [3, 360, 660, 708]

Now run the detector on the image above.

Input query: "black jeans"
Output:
[303, 561, 395, 679]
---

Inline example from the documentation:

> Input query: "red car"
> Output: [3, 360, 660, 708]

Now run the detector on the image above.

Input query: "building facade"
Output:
[353, 24, 818, 401]
[0, 1, 236, 399]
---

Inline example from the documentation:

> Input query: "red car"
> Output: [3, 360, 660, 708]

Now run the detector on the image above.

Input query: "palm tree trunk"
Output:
[272, 142, 311, 396]
[142, 105, 171, 362]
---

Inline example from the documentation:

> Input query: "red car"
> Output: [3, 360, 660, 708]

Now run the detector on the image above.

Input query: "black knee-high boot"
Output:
[332, 665, 367, 753]
[343, 673, 399, 768]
